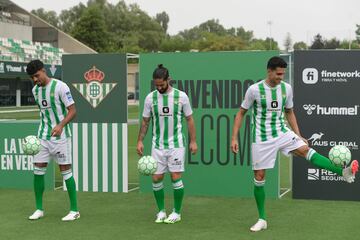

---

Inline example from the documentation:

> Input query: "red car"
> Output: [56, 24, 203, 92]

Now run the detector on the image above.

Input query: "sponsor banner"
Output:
[0, 121, 55, 190]
[303, 104, 359, 116]
[0, 61, 61, 79]
[293, 50, 360, 201]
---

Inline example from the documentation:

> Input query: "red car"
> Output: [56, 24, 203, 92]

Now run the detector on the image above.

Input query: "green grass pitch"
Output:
[0, 106, 359, 240]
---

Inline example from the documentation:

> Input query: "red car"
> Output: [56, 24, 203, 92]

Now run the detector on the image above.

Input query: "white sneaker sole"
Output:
[164, 218, 181, 224]
[155, 218, 166, 223]
[29, 215, 44, 220]
[62, 213, 80, 222]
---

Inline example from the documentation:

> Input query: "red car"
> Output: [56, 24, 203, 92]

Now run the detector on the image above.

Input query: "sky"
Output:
[11, 0, 360, 48]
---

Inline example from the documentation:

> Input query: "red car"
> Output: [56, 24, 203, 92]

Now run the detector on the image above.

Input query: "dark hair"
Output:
[152, 64, 169, 80]
[26, 59, 44, 75]
[267, 56, 287, 70]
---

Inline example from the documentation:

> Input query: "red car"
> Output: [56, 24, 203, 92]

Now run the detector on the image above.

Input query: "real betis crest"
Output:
[73, 66, 117, 108]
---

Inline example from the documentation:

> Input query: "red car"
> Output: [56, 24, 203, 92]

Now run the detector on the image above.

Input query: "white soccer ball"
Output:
[328, 145, 351, 167]
[137, 155, 157, 176]
[22, 135, 41, 155]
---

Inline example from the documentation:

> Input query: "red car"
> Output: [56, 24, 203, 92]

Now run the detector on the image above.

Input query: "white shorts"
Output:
[34, 138, 72, 165]
[252, 131, 306, 170]
[152, 147, 185, 174]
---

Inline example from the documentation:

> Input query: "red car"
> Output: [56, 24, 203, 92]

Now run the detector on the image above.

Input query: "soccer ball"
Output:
[137, 155, 157, 176]
[22, 135, 41, 155]
[328, 145, 351, 167]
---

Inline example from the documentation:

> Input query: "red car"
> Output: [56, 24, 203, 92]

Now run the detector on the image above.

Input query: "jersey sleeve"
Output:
[142, 94, 152, 118]
[59, 83, 75, 108]
[241, 86, 255, 109]
[285, 84, 294, 109]
[181, 93, 193, 117]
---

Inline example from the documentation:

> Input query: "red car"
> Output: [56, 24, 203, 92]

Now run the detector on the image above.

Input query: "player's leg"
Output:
[29, 139, 49, 220]
[250, 141, 277, 231]
[281, 131, 359, 182]
[53, 138, 79, 221]
[152, 148, 167, 223]
[59, 164, 79, 221]
[152, 173, 166, 223]
[170, 172, 184, 214]
[292, 145, 358, 183]
[164, 148, 185, 224]
[251, 169, 268, 232]
[254, 170, 266, 221]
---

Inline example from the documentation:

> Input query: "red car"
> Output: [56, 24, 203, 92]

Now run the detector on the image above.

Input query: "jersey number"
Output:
[42, 100, 48, 107]
[271, 101, 278, 108]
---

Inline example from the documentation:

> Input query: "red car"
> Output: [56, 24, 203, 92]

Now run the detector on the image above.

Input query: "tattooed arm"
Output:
[137, 117, 151, 156]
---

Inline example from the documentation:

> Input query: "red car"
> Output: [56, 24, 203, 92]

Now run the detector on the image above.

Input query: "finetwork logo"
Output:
[308, 168, 345, 182]
[307, 132, 358, 150]
[302, 67, 360, 84]
[303, 104, 359, 116]
[302, 68, 318, 84]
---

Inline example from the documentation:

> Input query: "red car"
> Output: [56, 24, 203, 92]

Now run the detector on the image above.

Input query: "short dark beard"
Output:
[158, 83, 169, 94]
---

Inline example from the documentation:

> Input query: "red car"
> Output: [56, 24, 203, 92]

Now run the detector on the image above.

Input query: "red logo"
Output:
[84, 66, 105, 83]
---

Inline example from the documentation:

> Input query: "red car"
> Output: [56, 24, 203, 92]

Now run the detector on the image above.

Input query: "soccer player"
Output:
[231, 56, 359, 232]
[26, 60, 79, 221]
[137, 64, 197, 224]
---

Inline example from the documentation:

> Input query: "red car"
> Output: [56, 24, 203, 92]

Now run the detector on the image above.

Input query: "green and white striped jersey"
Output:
[32, 78, 74, 141]
[241, 80, 293, 143]
[143, 88, 193, 150]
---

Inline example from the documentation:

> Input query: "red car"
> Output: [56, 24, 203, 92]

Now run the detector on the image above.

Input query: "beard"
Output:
[157, 84, 169, 94]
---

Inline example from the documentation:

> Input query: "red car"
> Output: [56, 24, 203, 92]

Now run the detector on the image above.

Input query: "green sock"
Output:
[173, 179, 184, 214]
[254, 179, 266, 220]
[65, 176, 78, 211]
[34, 174, 45, 210]
[307, 149, 343, 175]
[152, 181, 165, 212]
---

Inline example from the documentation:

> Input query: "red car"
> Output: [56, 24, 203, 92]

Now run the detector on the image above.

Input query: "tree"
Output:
[247, 38, 279, 50]
[198, 19, 227, 36]
[31, 8, 59, 28]
[356, 24, 360, 44]
[324, 38, 340, 49]
[155, 11, 169, 33]
[339, 40, 360, 49]
[59, 3, 86, 33]
[71, 6, 110, 52]
[160, 36, 191, 52]
[310, 34, 325, 49]
[192, 32, 245, 51]
[293, 41, 307, 50]
[283, 32, 292, 52]
[235, 27, 254, 43]
[29, 0, 286, 53]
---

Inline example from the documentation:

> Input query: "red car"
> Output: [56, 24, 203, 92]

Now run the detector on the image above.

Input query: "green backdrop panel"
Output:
[139, 51, 280, 197]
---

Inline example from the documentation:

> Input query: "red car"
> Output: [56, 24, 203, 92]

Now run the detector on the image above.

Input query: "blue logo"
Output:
[66, 91, 73, 101]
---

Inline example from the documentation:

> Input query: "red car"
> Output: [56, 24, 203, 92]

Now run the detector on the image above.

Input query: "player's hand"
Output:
[300, 136, 309, 145]
[51, 124, 63, 137]
[231, 138, 239, 153]
[189, 141, 197, 154]
[137, 141, 144, 156]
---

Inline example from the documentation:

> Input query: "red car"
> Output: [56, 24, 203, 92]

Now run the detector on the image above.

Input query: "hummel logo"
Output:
[303, 104, 316, 115]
